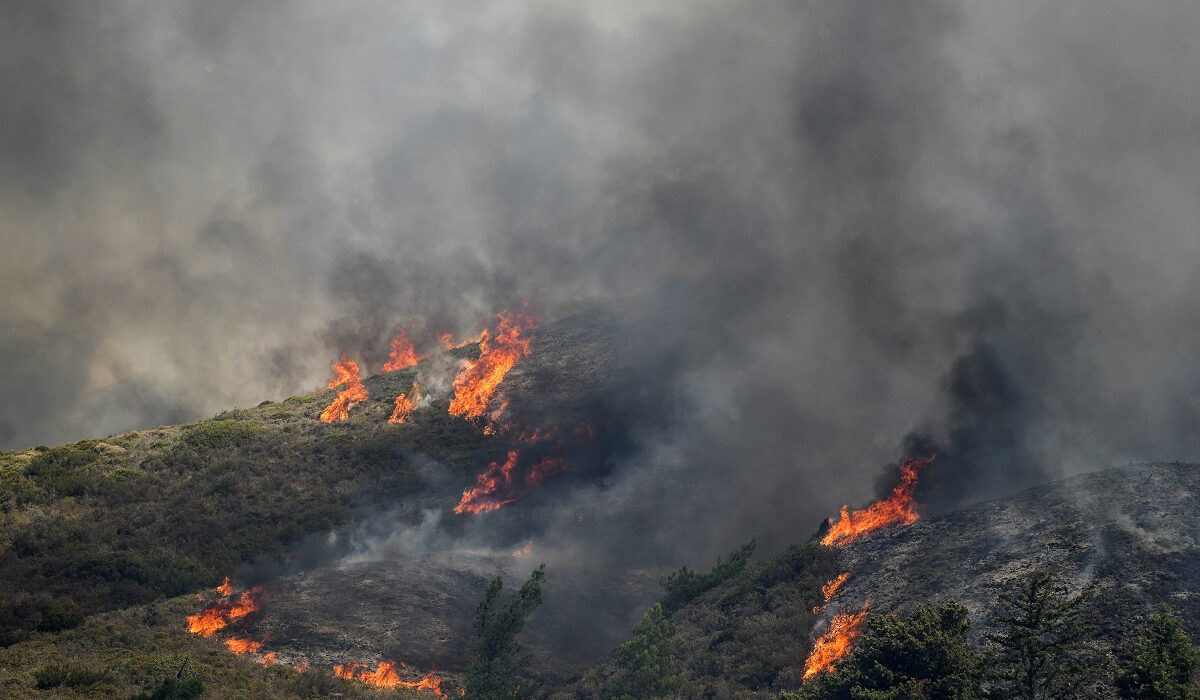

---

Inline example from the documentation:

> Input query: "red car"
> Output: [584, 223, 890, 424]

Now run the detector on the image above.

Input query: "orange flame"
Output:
[333, 661, 445, 697]
[820, 454, 936, 547]
[186, 586, 265, 637]
[803, 601, 870, 680]
[813, 572, 851, 614]
[319, 355, 368, 422]
[215, 576, 235, 597]
[437, 331, 476, 350]
[513, 542, 534, 558]
[382, 328, 426, 372]
[448, 310, 537, 420]
[388, 382, 424, 425]
[454, 451, 518, 514]
[225, 638, 264, 655]
[822, 572, 850, 601]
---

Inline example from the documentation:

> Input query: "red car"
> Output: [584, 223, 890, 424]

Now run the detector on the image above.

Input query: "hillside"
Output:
[558, 461, 1200, 698]
[3, 298, 1200, 699]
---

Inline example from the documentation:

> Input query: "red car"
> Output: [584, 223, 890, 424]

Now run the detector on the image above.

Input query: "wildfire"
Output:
[215, 576, 235, 597]
[334, 661, 445, 697]
[319, 355, 368, 422]
[388, 381, 424, 425]
[454, 451, 518, 514]
[513, 542, 534, 558]
[225, 637, 263, 654]
[437, 330, 476, 350]
[820, 453, 936, 547]
[186, 586, 265, 637]
[448, 309, 538, 420]
[803, 601, 870, 680]
[813, 572, 851, 614]
[382, 328, 426, 372]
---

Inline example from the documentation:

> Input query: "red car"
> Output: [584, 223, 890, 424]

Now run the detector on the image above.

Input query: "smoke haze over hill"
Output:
[3, 1, 1200, 561]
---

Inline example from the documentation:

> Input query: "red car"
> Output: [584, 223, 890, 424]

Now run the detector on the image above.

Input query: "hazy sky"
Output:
[2, 2, 1199, 548]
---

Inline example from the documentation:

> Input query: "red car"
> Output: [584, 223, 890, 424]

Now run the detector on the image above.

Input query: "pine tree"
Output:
[1116, 604, 1199, 700]
[464, 564, 546, 700]
[612, 602, 685, 699]
[988, 571, 1095, 699]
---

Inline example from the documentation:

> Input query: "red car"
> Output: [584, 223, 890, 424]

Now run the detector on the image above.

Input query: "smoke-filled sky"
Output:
[3, 1, 1199, 555]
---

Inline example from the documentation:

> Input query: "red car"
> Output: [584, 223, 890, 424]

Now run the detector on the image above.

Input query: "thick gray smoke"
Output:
[3, 0, 1200, 569]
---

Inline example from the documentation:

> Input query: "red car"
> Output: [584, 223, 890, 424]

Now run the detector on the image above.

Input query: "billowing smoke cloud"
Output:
[3, 0, 1200, 575]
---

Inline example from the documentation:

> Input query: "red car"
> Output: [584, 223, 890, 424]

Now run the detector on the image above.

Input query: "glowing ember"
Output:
[513, 542, 534, 558]
[454, 451, 518, 514]
[382, 328, 426, 371]
[319, 355, 368, 422]
[388, 381, 424, 425]
[448, 309, 538, 420]
[334, 661, 445, 696]
[526, 456, 567, 486]
[803, 601, 870, 680]
[186, 586, 265, 637]
[820, 454, 936, 547]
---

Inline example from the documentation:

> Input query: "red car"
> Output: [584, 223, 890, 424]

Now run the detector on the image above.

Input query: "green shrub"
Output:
[33, 663, 115, 689]
[129, 676, 205, 700]
[660, 538, 756, 614]
[179, 420, 264, 450]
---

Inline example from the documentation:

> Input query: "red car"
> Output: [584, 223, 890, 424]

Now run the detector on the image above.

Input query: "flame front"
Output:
[319, 355, 368, 422]
[820, 454, 936, 547]
[388, 381, 424, 425]
[448, 310, 537, 420]
[186, 586, 265, 637]
[803, 601, 869, 680]
[454, 451, 518, 514]
[333, 661, 445, 697]
[813, 572, 851, 614]
[382, 328, 426, 372]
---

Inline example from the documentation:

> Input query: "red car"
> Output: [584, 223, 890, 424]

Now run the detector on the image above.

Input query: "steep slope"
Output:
[559, 462, 1200, 698]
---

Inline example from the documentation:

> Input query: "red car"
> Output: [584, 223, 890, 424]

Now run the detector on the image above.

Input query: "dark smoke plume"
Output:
[3, 0, 1200, 572]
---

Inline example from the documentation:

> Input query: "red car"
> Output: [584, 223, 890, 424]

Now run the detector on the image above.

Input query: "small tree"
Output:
[660, 538, 756, 614]
[611, 602, 685, 699]
[464, 564, 546, 700]
[989, 571, 1095, 699]
[1115, 604, 1199, 700]
[786, 602, 988, 700]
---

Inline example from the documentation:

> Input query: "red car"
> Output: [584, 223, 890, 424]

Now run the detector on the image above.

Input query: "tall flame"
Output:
[820, 454, 936, 547]
[803, 601, 870, 680]
[333, 661, 445, 697]
[382, 328, 426, 371]
[225, 638, 263, 655]
[454, 451, 518, 514]
[319, 355, 368, 422]
[186, 586, 265, 637]
[448, 310, 537, 420]
[388, 381, 424, 425]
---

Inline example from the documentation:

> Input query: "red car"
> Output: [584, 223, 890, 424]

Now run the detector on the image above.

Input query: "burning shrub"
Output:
[786, 603, 986, 699]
